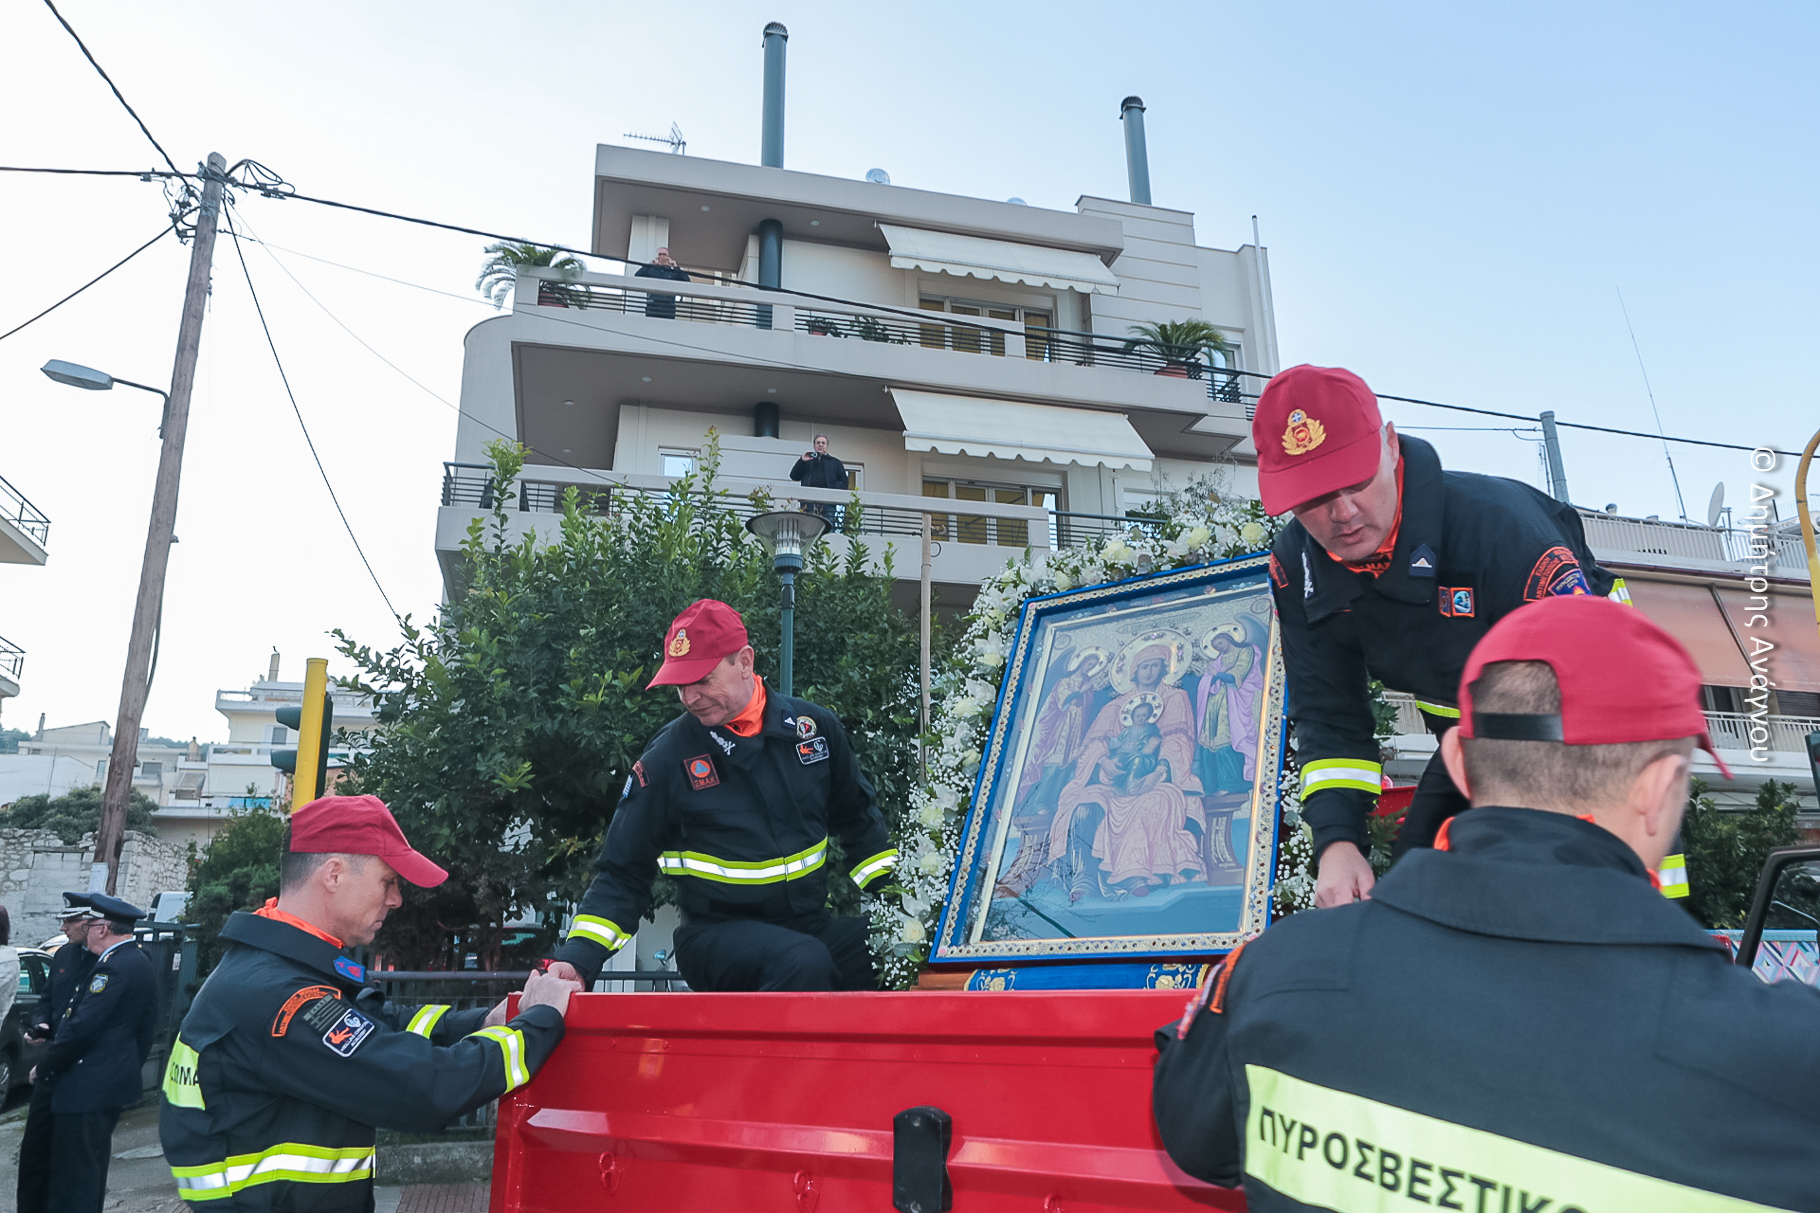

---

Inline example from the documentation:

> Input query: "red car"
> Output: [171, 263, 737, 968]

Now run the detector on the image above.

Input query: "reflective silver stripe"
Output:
[1300, 759, 1384, 795]
[657, 838, 828, 884]
[850, 849, 898, 889]
[568, 914, 630, 951]
[406, 1004, 450, 1038]
[470, 1025, 531, 1090]
[171, 1144, 375, 1198]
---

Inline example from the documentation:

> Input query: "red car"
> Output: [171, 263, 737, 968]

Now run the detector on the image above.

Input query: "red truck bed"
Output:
[490, 988, 1242, 1212]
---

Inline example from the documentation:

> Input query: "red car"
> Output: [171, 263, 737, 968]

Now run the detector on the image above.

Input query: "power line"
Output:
[223, 209, 403, 626]
[0, 165, 190, 178]
[40, 0, 182, 178]
[1616, 287, 1690, 518]
[0, 222, 173, 343]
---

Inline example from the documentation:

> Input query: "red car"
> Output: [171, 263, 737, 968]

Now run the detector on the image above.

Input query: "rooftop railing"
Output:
[0, 473, 50, 547]
[0, 634, 22, 681]
[1579, 509, 1808, 575]
[1385, 692, 1819, 757]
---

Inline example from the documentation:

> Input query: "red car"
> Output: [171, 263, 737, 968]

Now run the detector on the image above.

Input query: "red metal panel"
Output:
[491, 990, 1244, 1212]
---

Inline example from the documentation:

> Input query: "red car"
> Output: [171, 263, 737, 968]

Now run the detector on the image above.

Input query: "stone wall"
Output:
[0, 828, 191, 945]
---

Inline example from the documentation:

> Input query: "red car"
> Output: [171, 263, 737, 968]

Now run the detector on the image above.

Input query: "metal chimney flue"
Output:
[1120, 96, 1152, 206]
[761, 22, 789, 168]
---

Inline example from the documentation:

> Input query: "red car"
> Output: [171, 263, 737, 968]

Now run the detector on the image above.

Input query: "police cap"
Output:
[58, 892, 99, 921]
[85, 893, 146, 929]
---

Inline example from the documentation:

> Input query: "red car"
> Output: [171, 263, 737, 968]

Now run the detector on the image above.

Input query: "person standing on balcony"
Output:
[789, 434, 848, 527]
[635, 247, 690, 318]
[545, 599, 897, 993]
[1255, 365, 1648, 908]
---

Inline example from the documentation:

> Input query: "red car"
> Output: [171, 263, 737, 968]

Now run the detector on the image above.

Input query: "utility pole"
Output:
[91, 151, 227, 894]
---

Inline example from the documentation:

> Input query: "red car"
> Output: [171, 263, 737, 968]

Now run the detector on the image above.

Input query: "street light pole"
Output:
[745, 510, 829, 698]
[90, 151, 228, 893]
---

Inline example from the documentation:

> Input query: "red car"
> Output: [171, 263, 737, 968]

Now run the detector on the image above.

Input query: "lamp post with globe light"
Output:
[745, 510, 828, 697]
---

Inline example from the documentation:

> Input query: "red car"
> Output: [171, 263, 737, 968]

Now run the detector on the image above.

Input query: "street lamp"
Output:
[43, 359, 172, 433]
[745, 509, 828, 697]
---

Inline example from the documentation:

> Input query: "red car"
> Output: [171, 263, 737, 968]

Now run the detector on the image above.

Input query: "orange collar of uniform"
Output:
[724, 676, 768, 738]
[256, 898, 344, 948]
[1341, 455, 1405, 579]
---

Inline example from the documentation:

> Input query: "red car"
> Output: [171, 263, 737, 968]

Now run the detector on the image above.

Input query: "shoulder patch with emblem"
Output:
[1525, 544, 1591, 601]
[796, 715, 817, 740]
[88, 974, 109, 994]
[334, 955, 365, 983]
[1438, 586, 1475, 618]
[797, 736, 830, 765]
[1408, 543, 1436, 577]
[273, 985, 342, 1036]
[685, 755, 720, 790]
[321, 1007, 377, 1057]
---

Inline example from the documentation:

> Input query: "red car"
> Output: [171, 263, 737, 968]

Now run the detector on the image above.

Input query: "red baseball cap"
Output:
[1252, 365, 1386, 516]
[648, 599, 750, 688]
[1458, 596, 1731, 777]
[289, 794, 451, 886]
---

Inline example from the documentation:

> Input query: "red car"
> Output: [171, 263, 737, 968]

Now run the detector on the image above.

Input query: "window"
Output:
[919, 297, 1053, 359]
[95, 760, 106, 780]
[1701, 686, 1744, 715]
[1776, 690, 1820, 718]
[139, 761, 163, 778]
[660, 450, 697, 478]
[922, 479, 1059, 547]
[22, 956, 46, 994]
[270, 724, 290, 744]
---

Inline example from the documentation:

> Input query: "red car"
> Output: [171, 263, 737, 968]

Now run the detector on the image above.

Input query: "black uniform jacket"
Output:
[1152, 809, 1820, 1212]
[160, 912, 564, 1211]
[552, 690, 895, 985]
[1272, 435, 1617, 855]
[40, 939, 156, 1113]
[31, 938, 96, 1036]
[789, 451, 849, 490]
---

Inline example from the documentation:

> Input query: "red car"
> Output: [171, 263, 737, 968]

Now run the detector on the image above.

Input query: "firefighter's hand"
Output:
[541, 960, 583, 985]
[520, 969, 584, 1017]
[483, 998, 509, 1028]
[1314, 842, 1376, 907]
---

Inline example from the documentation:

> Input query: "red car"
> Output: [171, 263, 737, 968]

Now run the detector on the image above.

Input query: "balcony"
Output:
[0, 472, 50, 565]
[1580, 509, 1808, 579]
[0, 633, 20, 697]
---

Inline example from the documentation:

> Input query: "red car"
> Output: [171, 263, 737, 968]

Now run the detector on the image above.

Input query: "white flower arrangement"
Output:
[868, 487, 1299, 989]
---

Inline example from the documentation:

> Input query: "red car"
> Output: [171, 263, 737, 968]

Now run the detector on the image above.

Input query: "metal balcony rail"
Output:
[0, 634, 23, 681]
[1579, 510, 1809, 574]
[1050, 511, 1174, 549]
[0, 473, 50, 546]
[1704, 711, 1820, 755]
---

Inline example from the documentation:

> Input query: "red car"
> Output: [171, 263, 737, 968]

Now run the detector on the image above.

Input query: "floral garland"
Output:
[868, 494, 1313, 989]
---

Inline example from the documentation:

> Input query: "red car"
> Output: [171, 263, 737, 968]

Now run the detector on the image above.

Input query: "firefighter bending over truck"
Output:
[547, 599, 898, 992]
[1253, 364, 1676, 907]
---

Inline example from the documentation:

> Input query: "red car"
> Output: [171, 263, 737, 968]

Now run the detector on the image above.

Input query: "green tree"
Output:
[0, 727, 28, 754]
[334, 436, 920, 969]
[184, 801, 288, 979]
[476, 241, 586, 309]
[1682, 778, 1802, 929]
[3, 784, 157, 843]
[1122, 319, 1231, 372]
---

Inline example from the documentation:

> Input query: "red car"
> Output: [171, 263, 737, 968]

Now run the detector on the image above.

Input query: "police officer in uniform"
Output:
[1153, 596, 1819, 1211]
[1254, 365, 1649, 908]
[160, 795, 578, 1210]
[546, 598, 897, 993]
[35, 893, 156, 1213]
[16, 897, 100, 1213]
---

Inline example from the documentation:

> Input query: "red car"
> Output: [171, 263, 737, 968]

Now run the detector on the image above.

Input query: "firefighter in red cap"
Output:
[159, 795, 581, 1210]
[546, 598, 896, 992]
[1153, 596, 1819, 1210]
[1252, 364, 1654, 907]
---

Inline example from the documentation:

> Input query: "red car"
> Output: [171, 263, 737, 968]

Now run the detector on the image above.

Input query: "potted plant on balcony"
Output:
[1122, 319, 1230, 378]
[804, 315, 845, 337]
[851, 315, 900, 343]
[477, 241, 587, 309]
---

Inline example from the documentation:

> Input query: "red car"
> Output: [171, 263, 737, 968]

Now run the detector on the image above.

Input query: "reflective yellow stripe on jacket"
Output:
[405, 1004, 450, 1038]
[1416, 700, 1461, 720]
[1300, 759, 1384, 796]
[1244, 1065, 1787, 1212]
[162, 1037, 205, 1109]
[569, 913, 631, 953]
[469, 1024, 531, 1091]
[658, 837, 828, 884]
[1658, 852, 1689, 899]
[170, 1143, 375, 1202]
[850, 848, 898, 890]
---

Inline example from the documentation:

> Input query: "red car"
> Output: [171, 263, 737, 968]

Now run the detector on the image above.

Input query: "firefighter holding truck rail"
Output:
[1252, 365, 1678, 906]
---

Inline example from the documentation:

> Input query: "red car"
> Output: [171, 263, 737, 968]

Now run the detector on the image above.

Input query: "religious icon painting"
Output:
[933, 553, 1287, 966]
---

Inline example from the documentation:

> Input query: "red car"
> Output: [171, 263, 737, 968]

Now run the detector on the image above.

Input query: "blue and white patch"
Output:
[709, 730, 736, 756]
[321, 1007, 377, 1057]
[88, 974, 110, 994]
[334, 956, 365, 983]
[622, 774, 635, 797]
[797, 737, 830, 765]
[1408, 543, 1436, 577]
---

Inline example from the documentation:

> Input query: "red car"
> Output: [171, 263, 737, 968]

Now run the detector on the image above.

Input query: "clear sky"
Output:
[0, 1, 1813, 742]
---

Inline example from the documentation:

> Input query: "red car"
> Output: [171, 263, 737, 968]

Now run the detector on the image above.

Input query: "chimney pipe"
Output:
[1120, 96, 1152, 206]
[761, 22, 788, 168]
[269, 648, 281, 683]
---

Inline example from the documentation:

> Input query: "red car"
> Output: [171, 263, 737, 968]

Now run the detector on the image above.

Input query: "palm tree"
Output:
[476, 241, 586, 309]
[1123, 319, 1231, 377]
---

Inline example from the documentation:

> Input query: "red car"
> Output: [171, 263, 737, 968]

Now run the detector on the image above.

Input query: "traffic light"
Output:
[272, 657, 333, 809]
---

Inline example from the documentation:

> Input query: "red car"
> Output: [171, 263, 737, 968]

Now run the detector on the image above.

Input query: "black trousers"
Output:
[16, 1078, 55, 1213]
[46, 1107, 120, 1213]
[674, 914, 876, 992]
[1390, 743, 1472, 859]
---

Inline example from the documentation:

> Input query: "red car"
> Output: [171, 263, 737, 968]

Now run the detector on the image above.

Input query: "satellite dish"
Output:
[1706, 482, 1725, 528]
[1006, 197, 1027, 205]
[865, 168, 891, 185]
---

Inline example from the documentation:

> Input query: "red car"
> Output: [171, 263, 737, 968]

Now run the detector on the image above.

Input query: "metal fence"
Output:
[0, 634, 23, 681]
[0, 472, 50, 546]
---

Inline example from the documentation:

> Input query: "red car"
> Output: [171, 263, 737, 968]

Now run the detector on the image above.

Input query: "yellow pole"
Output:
[291, 657, 329, 811]
[1798, 429, 1820, 635]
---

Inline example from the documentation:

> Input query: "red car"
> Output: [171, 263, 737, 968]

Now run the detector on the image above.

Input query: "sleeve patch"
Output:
[321, 1007, 378, 1057]
[1268, 552, 1288, 589]
[299, 994, 352, 1034]
[88, 974, 109, 994]
[272, 985, 342, 1037]
[1524, 545, 1591, 600]
[633, 759, 647, 787]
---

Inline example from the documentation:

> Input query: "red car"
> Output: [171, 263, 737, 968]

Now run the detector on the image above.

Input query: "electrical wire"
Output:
[223, 209, 404, 626]
[0, 221, 174, 343]
[0, 166, 191, 178]
[39, 0, 183, 178]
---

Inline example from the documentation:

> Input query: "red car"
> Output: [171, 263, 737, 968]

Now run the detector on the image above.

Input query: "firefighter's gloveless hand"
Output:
[1314, 841, 1376, 907]
[520, 969, 584, 1016]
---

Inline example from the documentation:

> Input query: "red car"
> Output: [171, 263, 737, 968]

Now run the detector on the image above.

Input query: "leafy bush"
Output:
[1682, 778, 1802, 929]
[3, 785, 157, 844]
[184, 801, 288, 979]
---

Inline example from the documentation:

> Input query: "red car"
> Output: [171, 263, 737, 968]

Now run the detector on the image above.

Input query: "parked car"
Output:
[1, 947, 53, 1094]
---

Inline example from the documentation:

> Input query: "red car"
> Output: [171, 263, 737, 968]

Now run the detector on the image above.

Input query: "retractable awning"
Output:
[890, 389, 1152, 471]
[877, 225, 1122, 295]
[1626, 578, 1755, 685]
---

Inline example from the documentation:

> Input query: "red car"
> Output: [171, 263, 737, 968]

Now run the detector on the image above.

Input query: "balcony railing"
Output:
[0, 473, 50, 547]
[1384, 692, 1819, 758]
[1580, 510, 1808, 574]
[0, 634, 22, 682]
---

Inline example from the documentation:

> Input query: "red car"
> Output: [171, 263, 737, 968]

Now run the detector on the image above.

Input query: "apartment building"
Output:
[0, 470, 49, 707]
[16, 719, 186, 803]
[436, 28, 1277, 609]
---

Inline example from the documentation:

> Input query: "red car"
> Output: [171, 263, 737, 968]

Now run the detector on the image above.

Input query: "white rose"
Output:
[1183, 525, 1213, 550]
[1239, 521, 1266, 546]
[1102, 540, 1135, 565]
[918, 852, 945, 876]
[899, 917, 927, 944]
[917, 801, 945, 828]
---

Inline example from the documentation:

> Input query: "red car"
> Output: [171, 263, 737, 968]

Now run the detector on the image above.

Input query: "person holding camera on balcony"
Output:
[789, 434, 847, 528]
[635, 247, 690, 319]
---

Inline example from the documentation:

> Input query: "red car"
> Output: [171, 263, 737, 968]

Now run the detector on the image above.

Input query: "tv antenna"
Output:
[624, 122, 686, 154]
